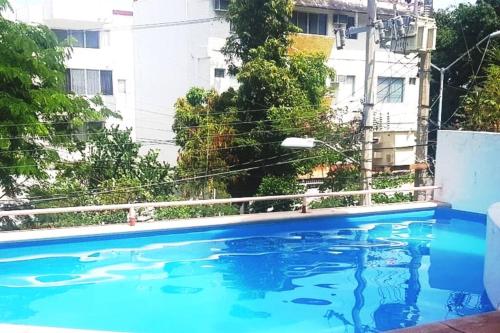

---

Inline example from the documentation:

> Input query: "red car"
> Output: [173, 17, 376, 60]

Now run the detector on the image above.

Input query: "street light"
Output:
[432, 30, 500, 129]
[281, 137, 359, 164]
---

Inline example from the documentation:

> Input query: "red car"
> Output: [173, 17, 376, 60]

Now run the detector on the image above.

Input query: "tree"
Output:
[30, 126, 174, 206]
[432, 1, 500, 127]
[221, 0, 347, 197]
[173, 87, 238, 199]
[459, 58, 500, 131]
[0, 0, 113, 197]
[25, 127, 174, 228]
[221, 0, 298, 73]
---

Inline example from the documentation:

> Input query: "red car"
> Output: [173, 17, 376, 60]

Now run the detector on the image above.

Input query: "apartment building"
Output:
[293, 0, 422, 169]
[8, 0, 137, 137]
[133, 0, 424, 167]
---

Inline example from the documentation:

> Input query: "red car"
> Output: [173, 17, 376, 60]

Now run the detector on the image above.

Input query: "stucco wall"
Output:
[435, 131, 500, 214]
[485, 203, 500, 309]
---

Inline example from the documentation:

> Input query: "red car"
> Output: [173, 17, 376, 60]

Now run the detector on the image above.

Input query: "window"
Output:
[66, 69, 113, 96]
[292, 11, 327, 35]
[333, 75, 356, 102]
[333, 14, 357, 39]
[118, 79, 127, 94]
[214, 68, 226, 78]
[100, 71, 113, 96]
[68, 69, 86, 95]
[214, 0, 229, 11]
[52, 29, 100, 48]
[377, 77, 404, 103]
[409, 77, 417, 85]
[70, 30, 85, 48]
[85, 31, 100, 48]
[86, 70, 100, 95]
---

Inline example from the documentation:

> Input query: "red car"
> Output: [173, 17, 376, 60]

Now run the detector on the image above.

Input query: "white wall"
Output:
[435, 131, 500, 214]
[485, 202, 500, 309]
[8, 0, 136, 137]
[133, 0, 232, 164]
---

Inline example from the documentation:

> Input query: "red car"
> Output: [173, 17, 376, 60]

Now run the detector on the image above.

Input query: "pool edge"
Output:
[0, 324, 121, 333]
[0, 201, 449, 246]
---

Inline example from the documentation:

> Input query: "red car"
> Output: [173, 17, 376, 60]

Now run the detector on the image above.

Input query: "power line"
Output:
[0, 57, 419, 134]
[4, 144, 436, 205]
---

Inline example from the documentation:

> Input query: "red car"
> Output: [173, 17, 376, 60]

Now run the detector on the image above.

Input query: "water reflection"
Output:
[216, 219, 492, 332]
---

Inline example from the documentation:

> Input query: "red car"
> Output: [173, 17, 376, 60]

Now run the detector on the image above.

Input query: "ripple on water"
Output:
[230, 305, 271, 319]
[35, 275, 80, 283]
[291, 298, 332, 306]
[161, 285, 203, 295]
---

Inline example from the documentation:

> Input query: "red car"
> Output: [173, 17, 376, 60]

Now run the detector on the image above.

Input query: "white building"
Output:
[8, 0, 137, 137]
[133, 0, 424, 168]
[293, 0, 422, 169]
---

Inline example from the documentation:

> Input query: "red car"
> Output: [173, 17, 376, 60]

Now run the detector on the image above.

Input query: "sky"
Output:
[19, 0, 475, 10]
[433, 0, 474, 10]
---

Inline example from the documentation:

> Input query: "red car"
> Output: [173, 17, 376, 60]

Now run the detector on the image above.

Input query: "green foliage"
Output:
[0, 4, 113, 197]
[173, 0, 353, 201]
[174, 0, 357, 202]
[27, 127, 174, 228]
[372, 173, 414, 204]
[311, 171, 415, 208]
[433, 1, 500, 127]
[22, 211, 127, 229]
[155, 203, 239, 220]
[222, 5, 342, 197]
[459, 61, 500, 131]
[173, 88, 238, 198]
[222, 0, 298, 73]
[252, 176, 302, 212]
[312, 165, 361, 208]
[55, 126, 173, 198]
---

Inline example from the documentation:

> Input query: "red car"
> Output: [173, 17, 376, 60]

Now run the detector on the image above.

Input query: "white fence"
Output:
[0, 186, 439, 224]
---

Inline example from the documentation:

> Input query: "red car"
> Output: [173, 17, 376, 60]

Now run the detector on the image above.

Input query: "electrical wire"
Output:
[3, 142, 437, 205]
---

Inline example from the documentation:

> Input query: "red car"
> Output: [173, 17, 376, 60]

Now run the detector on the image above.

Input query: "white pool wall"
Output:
[434, 130, 500, 214]
[485, 203, 500, 310]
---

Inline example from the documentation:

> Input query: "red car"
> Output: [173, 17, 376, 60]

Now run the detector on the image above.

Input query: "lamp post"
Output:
[281, 137, 365, 208]
[281, 137, 358, 164]
[432, 30, 500, 129]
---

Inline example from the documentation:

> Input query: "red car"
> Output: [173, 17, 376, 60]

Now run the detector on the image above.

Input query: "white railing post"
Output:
[301, 196, 308, 213]
[240, 203, 245, 215]
[128, 207, 137, 226]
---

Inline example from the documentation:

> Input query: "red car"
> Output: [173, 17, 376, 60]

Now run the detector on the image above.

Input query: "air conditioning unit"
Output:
[383, 16, 436, 54]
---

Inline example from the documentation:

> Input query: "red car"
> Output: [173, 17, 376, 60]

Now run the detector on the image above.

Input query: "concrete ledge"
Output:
[389, 311, 500, 333]
[485, 202, 500, 309]
[0, 325, 119, 333]
[0, 201, 448, 245]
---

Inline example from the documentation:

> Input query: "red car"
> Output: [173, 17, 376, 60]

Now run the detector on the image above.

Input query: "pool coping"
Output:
[389, 311, 500, 332]
[0, 201, 449, 246]
[0, 324, 121, 333]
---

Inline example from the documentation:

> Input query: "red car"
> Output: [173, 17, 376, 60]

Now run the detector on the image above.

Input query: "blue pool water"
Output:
[0, 208, 493, 333]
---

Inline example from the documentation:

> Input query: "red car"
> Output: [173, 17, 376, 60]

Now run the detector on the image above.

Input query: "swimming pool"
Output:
[0, 208, 493, 332]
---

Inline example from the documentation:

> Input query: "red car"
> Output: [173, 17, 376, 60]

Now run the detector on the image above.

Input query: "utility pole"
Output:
[361, 0, 377, 206]
[414, 50, 432, 200]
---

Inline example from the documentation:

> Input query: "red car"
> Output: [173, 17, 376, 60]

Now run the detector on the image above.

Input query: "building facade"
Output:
[8, 0, 137, 137]
[133, 0, 423, 167]
[9, 0, 424, 168]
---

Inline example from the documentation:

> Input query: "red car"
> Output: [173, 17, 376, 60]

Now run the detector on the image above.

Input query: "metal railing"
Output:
[0, 186, 440, 225]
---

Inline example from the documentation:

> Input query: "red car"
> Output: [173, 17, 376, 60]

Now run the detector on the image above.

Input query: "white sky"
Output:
[433, 0, 474, 10]
[16, 0, 477, 12]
